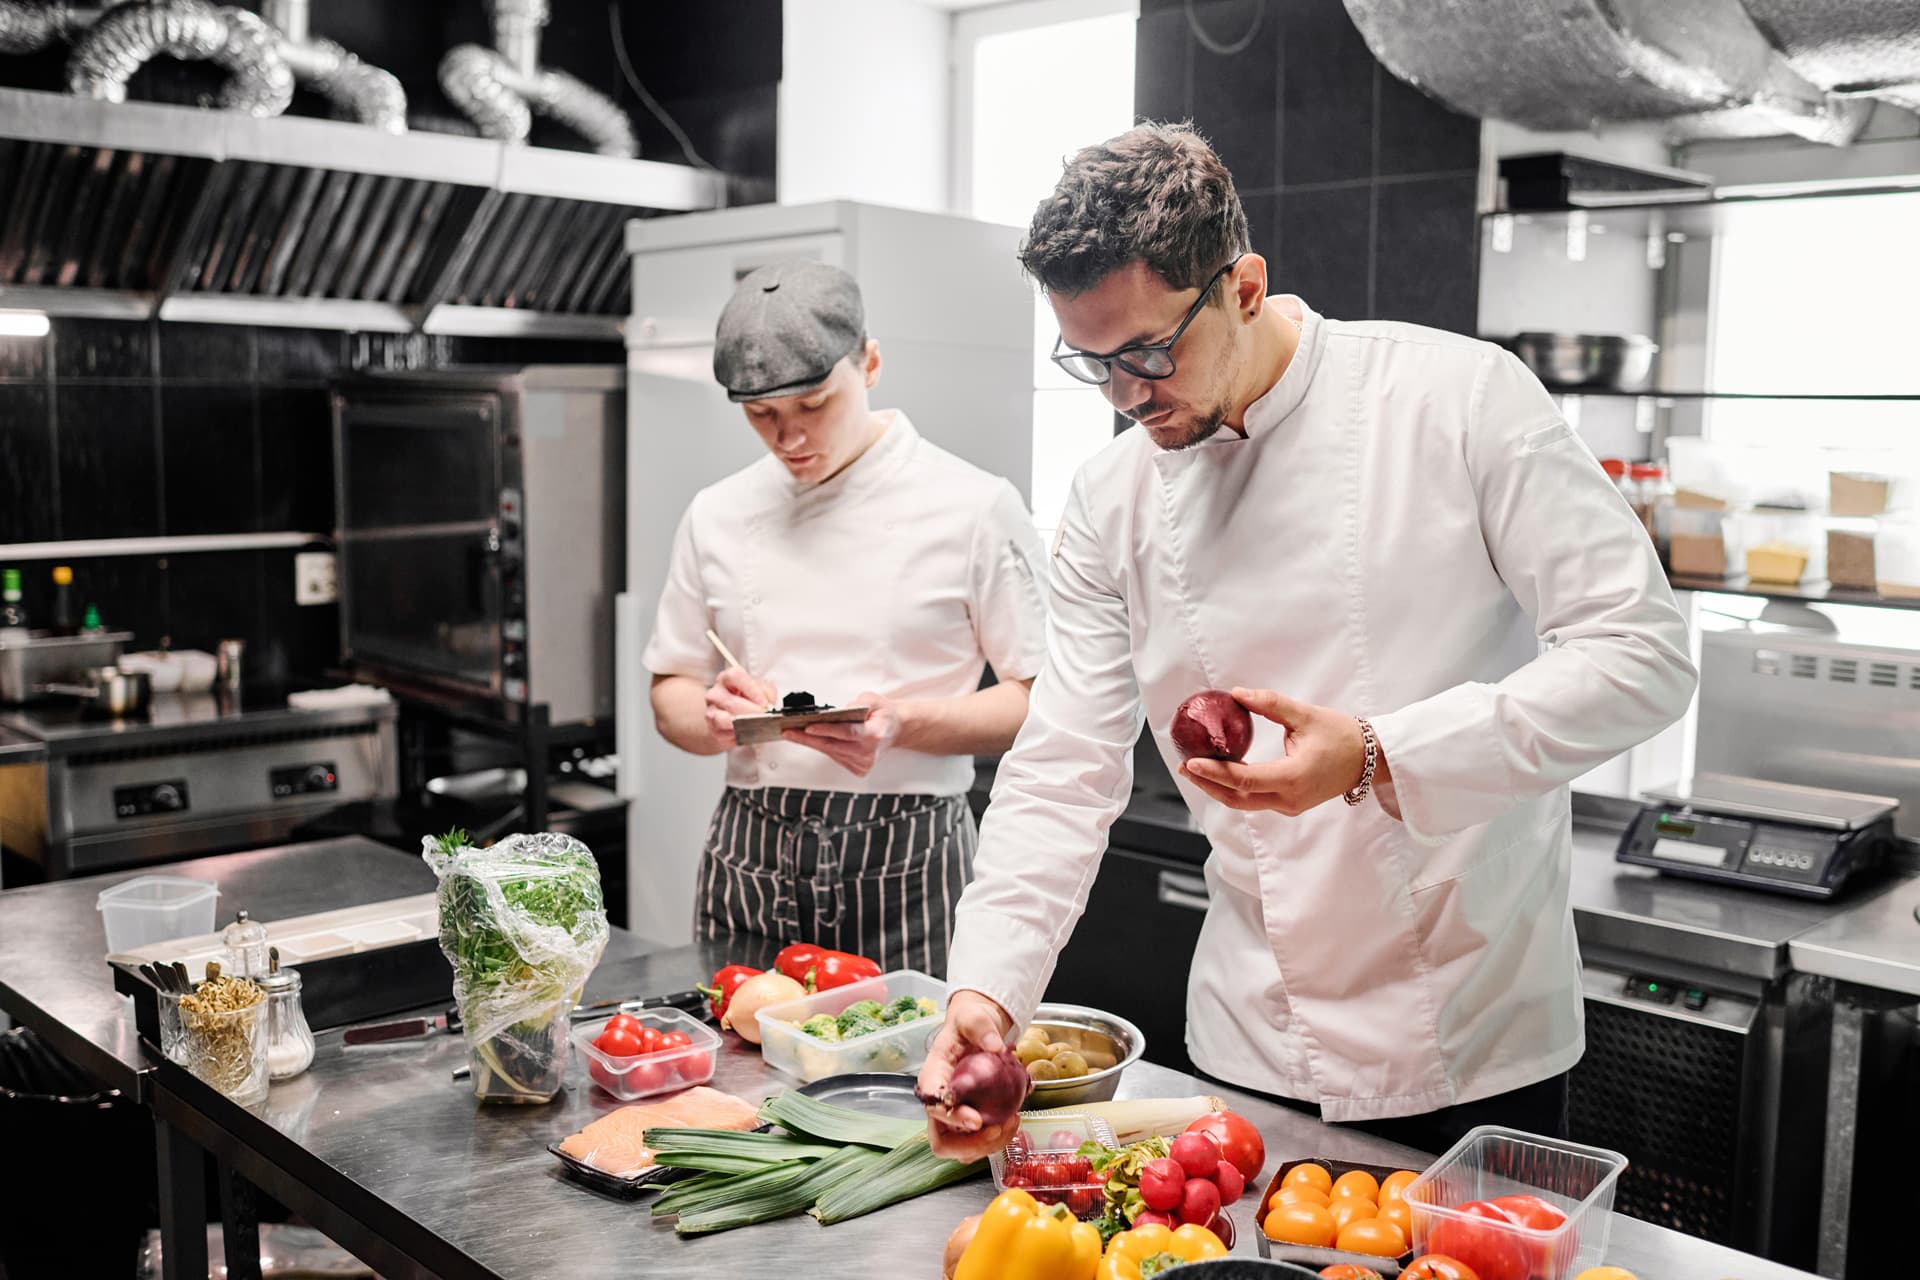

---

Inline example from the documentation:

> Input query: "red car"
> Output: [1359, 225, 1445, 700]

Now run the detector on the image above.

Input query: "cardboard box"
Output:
[1828, 530, 1877, 589]
[1670, 533, 1727, 578]
[1830, 472, 1892, 518]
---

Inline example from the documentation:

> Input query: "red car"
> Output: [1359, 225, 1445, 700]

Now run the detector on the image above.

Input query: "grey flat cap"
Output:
[713, 260, 866, 403]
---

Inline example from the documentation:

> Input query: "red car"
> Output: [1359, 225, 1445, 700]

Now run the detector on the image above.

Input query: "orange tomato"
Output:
[1381, 1197, 1414, 1240]
[1264, 1202, 1339, 1248]
[1338, 1218, 1410, 1258]
[1380, 1170, 1420, 1202]
[1284, 1163, 1335, 1193]
[1271, 1184, 1332, 1210]
[1329, 1197, 1378, 1234]
[1331, 1170, 1381, 1202]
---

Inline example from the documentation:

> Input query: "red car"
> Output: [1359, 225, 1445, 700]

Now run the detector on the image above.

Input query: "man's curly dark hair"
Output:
[1019, 121, 1250, 304]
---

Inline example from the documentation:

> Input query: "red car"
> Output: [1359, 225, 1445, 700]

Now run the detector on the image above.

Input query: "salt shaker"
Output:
[221, 910, 269, 978]
[259, 947, 314, 1081]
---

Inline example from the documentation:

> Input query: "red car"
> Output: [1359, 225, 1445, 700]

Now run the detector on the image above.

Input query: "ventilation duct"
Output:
[439, 0, 637, 158]
[1341, 0, 1895, 145]
[260, 0, 406, 132]
[0, 2, 89, 54]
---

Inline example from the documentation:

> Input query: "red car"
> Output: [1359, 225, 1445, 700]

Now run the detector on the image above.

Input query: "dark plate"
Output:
[796, 1072, 925, 1121]
[1173, 1262, 1322, 1279]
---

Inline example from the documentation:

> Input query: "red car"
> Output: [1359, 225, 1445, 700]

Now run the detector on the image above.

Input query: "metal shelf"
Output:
[1541, 386, 1920, 402]
[1670, 574, 1920, 612]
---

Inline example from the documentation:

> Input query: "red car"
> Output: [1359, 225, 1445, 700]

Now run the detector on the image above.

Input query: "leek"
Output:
[1022, 1096, 1226, 1145]
[809, 1134, 985, 1225]
[674, 1146, 885, 1236]
[642, 1127, 842, 1173]
[651, 1161, 812, 1218]
[758, 1090, 923, 1148]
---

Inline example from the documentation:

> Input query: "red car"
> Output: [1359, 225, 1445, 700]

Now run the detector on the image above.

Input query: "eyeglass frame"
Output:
[1048, 255, 1245, 386]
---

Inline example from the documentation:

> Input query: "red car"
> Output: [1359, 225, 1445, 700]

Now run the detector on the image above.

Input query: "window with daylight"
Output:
[955, 0, 1137, 536]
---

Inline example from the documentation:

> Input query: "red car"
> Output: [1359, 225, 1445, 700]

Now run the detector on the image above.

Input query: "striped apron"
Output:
[694, 787, 976, 977]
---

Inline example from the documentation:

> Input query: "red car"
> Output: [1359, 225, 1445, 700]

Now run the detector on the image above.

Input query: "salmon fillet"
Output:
[558, 1087, 761, 1178]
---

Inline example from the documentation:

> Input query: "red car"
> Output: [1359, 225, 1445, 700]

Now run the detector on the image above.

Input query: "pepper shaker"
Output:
[221, 910, 269, 978]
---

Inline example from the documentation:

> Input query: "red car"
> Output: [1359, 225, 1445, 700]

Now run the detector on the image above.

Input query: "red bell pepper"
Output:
[772, 944, 822, 985]
[696, 964, 761, 1019]
[806, 949, 881, 992]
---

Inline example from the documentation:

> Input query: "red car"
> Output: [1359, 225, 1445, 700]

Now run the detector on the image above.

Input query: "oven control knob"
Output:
[503, 649, 525, 676]
[151, 783, 183, 811]
[305, 765, 335, 792]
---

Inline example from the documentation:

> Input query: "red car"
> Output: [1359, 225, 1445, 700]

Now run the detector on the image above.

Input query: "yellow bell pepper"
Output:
[955, 1189, 1103, 1280]
[1097, 1221, 1230, 1280]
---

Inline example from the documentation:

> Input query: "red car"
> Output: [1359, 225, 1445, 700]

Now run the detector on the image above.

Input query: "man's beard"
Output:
[1143, 401, 1230, 451]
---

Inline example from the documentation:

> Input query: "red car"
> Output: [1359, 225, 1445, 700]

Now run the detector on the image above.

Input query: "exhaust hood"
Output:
[0, 84, 723, 336]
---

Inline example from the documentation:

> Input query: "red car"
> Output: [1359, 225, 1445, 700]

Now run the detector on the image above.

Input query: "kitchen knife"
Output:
[343, 1010, 459, 1046]
[568, 989, 707, 1022]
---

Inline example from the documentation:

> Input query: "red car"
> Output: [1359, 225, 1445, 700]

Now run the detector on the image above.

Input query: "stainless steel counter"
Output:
[148, 934, 1818, 1280]
[0, 688, 396, 756]
[1789, 875, 1920, 997]
[0, 723, 47, 762]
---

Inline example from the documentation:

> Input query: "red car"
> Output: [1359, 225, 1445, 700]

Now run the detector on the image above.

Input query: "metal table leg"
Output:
[154, 1114, 208, 1280]
[219, 1159, 264, 1280]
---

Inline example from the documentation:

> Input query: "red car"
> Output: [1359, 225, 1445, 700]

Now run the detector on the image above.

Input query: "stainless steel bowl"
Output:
[1507, 332, 1658, 391]
[1021, 1002, 1145, 1108]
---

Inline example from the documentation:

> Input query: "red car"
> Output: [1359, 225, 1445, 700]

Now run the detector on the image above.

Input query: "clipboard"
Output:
[732, 705, 872, 746]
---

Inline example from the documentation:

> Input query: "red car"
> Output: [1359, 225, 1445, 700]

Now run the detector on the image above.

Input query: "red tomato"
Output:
[637, 1026, 665, 1054]
[677, 1048, 714, 1083]
[1429, 1204, 1528, 1280]
[625, 1058, 673, 1094]
[604, 1013, 644, 1039]
[1403, 1256, 1482, 1280]
[1068, 1186, 1102, 1215]
[594, 1026, 644, 1058]
[1489, 1194, 1566, 1231]
[1184, 1111, 1266, 1181]
[586, 1058, 624, 1095]
[659, 1030, 694, 1050]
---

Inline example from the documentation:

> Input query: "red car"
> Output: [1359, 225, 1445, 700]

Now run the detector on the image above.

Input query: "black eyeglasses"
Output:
[1050, 256, 1243, 386]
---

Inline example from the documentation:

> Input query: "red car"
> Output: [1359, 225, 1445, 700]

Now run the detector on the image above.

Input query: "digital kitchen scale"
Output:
[1617, 773, 1897, 900]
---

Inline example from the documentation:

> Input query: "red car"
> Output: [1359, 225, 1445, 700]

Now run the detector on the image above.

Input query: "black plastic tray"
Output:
[1255, 1155, 1422, 1277]
[548, 1119, 774, 1198]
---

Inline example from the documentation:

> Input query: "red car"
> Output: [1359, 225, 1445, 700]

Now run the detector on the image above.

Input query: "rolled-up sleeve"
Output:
[641, 506, 719, 682]
[1369, 349, 1698, 841]
[968, 481, 1050, 682]
[945, 474, 1143, 1028]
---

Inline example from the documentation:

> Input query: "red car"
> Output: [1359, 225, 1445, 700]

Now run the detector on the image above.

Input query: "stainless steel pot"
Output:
[1507, 332, 1658, 390]
[36, 666, 153, 717]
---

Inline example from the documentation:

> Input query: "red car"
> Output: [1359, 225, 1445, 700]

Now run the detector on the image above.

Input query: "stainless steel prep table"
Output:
[1789, 875, 1920, 1277]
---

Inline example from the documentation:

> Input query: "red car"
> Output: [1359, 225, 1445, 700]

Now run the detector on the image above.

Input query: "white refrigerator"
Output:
[617, 201, 1035, 943]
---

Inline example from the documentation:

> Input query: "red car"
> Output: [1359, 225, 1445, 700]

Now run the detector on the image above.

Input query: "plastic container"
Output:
[1667, 507, 1736, 578]
[756, 969, 948, 1082]
[1875, 518, 1920, 598]
[97, 876, 220, 954]
[1730, 509, 1824, 583]
[989, 1113, 1117, 1219]
[467, 999, 576, 1104]
[574, 1007, 721, 1101]
[1403, 1125, 1628, 1280]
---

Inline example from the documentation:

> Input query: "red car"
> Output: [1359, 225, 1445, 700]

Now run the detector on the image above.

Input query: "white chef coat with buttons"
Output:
[644, 411, 1049, 797]
[945, 300, 1698, 1122]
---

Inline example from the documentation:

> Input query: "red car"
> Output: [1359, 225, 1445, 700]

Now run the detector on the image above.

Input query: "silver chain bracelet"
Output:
[1344, 717, 1378, 807]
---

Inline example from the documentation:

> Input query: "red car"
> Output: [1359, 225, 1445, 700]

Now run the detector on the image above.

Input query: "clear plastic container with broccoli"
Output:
[754, 970, 949, 1083]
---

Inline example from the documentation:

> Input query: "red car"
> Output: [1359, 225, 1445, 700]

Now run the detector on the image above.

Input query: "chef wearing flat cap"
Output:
[643, 261, 1049, 972]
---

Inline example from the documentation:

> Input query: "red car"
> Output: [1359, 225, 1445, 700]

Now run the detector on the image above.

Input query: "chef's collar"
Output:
[1224, 295, 1325, 445]
[784, 408, 917, 502]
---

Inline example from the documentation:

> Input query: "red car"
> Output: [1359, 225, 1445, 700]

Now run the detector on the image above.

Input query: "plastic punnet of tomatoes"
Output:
[1400, 1125, 1630, 1280]
[1255, 1156, 1421, 1273]
[986, 1114, 1119, 1220]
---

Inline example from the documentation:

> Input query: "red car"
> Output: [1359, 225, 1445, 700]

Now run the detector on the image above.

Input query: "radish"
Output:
[1171, 690, 1253, 762]
[1171, 1131, 1222, 1179]
[1132, 1209, 1177, 1230]
[1213, 1158, 1246, 1204]
[1178, 1176, 1222, 1226]
[1139, 1157, 1186, 1212]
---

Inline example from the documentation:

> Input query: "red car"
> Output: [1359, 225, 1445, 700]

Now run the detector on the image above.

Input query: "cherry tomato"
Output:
[659, 1030, 694, 1050]
[586, 1058, 624, 1095]
[1331, 1170, 1381, 1202]
[637, 1026, 665, 1054]
[1264, 1202, 1337, 1248]
[1271, 1184, 1331, 1210]
[604, 1013, 644, 1038]
[676, 1047, 714, 1082]
[1283, 1162, 1334, 1194]
[1404, 1256, 1483, 1280]
[625, 1058, 673, 1095]
[1380, 1197, 1414, 1241]
[1337, 1217, 1408, 1258]
[1429, 1204, 1529, 1280]
[1183, 1110, 1267, 1181]
[1068, 1186, 1102, 1215]
[1380, 1170, 1420, 1203]
[594, 1025, 644, 1058]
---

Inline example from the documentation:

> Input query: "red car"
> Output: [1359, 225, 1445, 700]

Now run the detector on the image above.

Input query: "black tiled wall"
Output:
[1135, 0, 1481, 335]
[0, 320, 621, 687]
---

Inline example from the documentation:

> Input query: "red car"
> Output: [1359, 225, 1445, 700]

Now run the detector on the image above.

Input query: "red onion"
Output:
[917, 1048, 1031, 1127]
[1170, 690, 1253, 762]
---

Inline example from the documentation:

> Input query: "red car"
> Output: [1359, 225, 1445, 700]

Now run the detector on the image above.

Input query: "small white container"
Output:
[575, 1007, 722, 1101]
[97, 876, 220, 953]
[1729, 509, 1824, 584]
[756, 970, 948, 1082]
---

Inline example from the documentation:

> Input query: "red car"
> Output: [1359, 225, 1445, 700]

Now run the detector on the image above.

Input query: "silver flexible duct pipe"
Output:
[67, 0, 294, 117]
[0, 1, 88, 54]
[439, 0, 638, 158]
[260, 0, 405, 132]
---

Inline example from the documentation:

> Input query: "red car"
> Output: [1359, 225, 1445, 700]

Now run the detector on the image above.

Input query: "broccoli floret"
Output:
[915, 997, 938, 1018]
[866, 1039, 909, 1072]
[882, 994, 922, 1024]
[835, 1001, 884, 1037]
[836, 1011, 888, 1040]
[800, 1013, 842, 1041]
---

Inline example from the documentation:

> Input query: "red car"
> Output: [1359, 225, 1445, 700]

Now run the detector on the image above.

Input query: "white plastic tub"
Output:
[756, 970, 948, 1082]
[97, 876, 220, 953]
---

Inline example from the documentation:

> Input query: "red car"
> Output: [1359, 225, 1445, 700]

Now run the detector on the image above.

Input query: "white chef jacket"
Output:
[947, 299, 1697, 1122]
[643, 411, 1049, 797]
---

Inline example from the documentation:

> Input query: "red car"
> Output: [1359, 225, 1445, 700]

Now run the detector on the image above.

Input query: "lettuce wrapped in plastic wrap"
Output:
[423, 831, 609, 1103]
